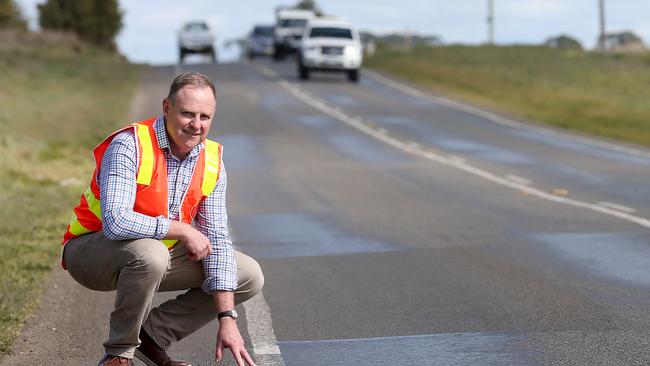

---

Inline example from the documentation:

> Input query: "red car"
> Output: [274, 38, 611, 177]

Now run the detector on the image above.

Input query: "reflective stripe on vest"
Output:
[202, 140, 222, 196]
[67, 212, 92, 237]
[135, 123, 155, 185]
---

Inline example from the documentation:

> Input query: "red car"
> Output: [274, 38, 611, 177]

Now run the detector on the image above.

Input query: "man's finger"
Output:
[215, 342, 224, 362]
[232, 349, 245, 366]
[241, 349, 257, 366]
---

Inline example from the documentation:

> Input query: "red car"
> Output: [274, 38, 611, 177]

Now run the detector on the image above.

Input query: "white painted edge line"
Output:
[448, 155, 465, 164]
[232, 227, 284, 364]
[242, 292, 283, 357]
[597, 201, 637, 214]
[364, 69, 650, 160]
[254, 63, 278, 79]
[505, 174, 531, 186]
[251, 62, 650, 229]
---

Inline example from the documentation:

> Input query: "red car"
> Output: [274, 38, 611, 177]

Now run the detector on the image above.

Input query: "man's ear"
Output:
[162, 98, 170, 116]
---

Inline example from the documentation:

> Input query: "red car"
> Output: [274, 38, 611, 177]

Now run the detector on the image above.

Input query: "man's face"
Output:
[163, 86, 216, 157]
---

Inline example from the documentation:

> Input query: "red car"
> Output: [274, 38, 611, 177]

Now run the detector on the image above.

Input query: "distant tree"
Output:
[294, 0, 323, 16]
[38, 0, 122, 50]
[544, 34, 583, 50]
[0, 0, 27, 29]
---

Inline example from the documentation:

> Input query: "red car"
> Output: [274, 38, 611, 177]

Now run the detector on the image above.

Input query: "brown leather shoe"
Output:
[98, 354, 133, 366]
[135, 328, 191, 366]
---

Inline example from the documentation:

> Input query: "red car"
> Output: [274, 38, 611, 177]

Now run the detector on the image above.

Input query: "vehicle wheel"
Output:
[298, 63, 310, 80]
[209, 49, 217, 63]
[347, 69, 360, 82]
[179, 49, 185, 64]
[273, 46, 284, 61]
[247, 52, 255, 60]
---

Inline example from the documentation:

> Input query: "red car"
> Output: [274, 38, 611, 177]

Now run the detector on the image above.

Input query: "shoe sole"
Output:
[134, 349, 158, 366]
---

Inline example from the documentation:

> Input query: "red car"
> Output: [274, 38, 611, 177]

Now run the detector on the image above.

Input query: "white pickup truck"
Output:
[273, 9, 315, 60]
[297, 18, 363, 82]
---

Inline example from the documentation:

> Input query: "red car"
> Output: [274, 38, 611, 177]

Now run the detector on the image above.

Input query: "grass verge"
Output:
[366, 45, 650, 147]
[0, 31, 138, 355]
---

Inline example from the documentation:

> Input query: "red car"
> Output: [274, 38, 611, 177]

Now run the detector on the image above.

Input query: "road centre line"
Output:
[364, 69, 650, 160]
[597, 201, 637, 214]
[506, 174, 532, 186]
[251, 63, 650, 229]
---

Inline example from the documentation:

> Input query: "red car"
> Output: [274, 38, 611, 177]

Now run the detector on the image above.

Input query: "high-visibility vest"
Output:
[61, 117, 222, 251]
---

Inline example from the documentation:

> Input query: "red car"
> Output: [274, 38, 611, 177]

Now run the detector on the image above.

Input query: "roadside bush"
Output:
[38, 0, 122, 50]
[0, 0, 26, 29]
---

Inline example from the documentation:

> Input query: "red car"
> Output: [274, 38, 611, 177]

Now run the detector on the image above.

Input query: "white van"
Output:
[273, 9, 315, 60]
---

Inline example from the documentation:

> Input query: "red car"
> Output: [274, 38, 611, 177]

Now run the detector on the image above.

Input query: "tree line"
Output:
[0, 0, 122, 50]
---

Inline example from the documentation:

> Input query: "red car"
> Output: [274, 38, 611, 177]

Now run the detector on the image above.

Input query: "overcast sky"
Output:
[15, 0, 650, 64]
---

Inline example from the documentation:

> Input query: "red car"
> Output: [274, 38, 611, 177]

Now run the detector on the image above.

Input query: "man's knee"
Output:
[235, 252, 264, 304]
[125, 238, 170, 279]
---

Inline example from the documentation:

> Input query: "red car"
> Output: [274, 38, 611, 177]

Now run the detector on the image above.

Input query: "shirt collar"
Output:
[153, 116, 203, 159]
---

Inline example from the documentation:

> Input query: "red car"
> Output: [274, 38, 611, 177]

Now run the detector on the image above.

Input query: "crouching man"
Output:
[61, 72, 263, 366]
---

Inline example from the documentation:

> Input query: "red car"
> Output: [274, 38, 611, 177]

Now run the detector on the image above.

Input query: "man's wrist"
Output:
[217, 309, 238, 321]
[212, 290, 235, 313]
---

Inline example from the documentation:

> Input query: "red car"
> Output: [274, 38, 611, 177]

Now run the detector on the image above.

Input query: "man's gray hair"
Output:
[167, 72, 217, 104]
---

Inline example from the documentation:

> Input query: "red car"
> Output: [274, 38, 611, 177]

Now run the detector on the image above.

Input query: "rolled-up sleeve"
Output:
[195, 163, 238, 293]
[99, 130, 170, 241]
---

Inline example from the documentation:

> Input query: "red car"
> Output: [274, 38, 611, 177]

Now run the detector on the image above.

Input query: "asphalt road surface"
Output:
[4, 58, 650, 366]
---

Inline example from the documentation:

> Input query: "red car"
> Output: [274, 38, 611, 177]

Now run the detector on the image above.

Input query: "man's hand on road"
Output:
[167, 221, 211, 261]
[215, 318, 256, 366]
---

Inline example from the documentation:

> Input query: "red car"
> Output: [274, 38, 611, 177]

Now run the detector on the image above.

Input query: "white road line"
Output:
[406, 140, 421, 149]
[232, 226, 284, 365]
[250, 63, 650, 229]
[242, 292, 283, 358]
[448, 155, 465, 164]
[505, 174, 532, 186]
[364, 69, 650, 160]
[597, 201, 637, 214]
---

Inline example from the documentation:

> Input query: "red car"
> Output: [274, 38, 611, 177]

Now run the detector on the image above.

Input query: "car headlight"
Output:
[344, 46, 359, 55]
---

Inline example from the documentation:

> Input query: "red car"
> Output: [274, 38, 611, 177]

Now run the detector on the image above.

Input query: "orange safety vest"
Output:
[61, 117, 222, 255]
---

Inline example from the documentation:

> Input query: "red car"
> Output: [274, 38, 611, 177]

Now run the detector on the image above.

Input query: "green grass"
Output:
[366, 45, 650, 147]
[0, 31, 138, 355]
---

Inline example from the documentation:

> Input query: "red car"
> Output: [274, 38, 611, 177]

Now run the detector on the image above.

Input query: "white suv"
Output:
[177, 21, 216, 63]
[297, 18, 363, 82]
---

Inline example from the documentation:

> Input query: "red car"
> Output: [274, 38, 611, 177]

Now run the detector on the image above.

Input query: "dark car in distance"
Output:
[246, 25, 275, 59]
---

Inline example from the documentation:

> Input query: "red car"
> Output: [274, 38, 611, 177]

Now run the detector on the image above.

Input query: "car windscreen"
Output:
[253, 26, 274, 37]
[309, 27, 353, 39]
[185, 23, 208, 32]
[280, 19, 307, 28]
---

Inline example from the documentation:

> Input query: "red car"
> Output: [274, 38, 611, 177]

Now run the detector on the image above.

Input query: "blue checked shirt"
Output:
[98, 116, 237, 292]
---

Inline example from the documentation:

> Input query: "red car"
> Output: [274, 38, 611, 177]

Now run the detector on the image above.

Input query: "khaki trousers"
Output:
[63, 231, 264, 359]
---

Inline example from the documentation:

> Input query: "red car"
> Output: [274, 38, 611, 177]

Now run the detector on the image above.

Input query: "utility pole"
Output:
[487, 0, 494, 45]
[598, 0, 607, 51]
